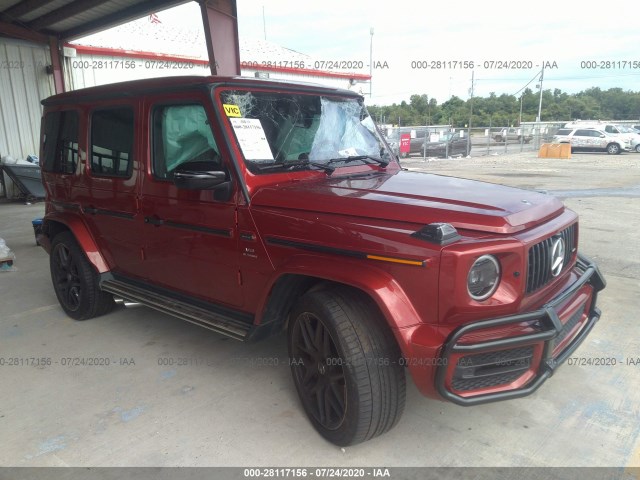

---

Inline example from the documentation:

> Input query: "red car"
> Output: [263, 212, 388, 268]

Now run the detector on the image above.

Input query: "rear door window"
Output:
[90, 107, 134, 177]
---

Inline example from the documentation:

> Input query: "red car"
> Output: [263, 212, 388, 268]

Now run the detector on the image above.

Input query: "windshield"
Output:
[219, 89, 392, 174]
[441, 133, 456, 141]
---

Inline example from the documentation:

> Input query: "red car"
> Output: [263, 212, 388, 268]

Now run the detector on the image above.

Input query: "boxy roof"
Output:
[41, 74, 363, 106]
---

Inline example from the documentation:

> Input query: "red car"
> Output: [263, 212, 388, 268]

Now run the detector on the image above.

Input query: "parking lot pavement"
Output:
[1, 151, 639, 468]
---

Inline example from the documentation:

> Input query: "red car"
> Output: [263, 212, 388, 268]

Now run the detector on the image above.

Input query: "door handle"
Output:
[83, 206, 97, 215]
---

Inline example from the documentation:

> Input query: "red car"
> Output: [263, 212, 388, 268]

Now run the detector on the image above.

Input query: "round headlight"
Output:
[467, 255, 501, 301]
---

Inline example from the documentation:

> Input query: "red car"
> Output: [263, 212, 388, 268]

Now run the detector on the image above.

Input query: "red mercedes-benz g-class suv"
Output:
[38, 76, 605, 446]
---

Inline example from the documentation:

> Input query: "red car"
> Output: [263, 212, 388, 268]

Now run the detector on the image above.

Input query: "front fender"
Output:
[43, 212, 110, 273]
[258, 252, 424, 330]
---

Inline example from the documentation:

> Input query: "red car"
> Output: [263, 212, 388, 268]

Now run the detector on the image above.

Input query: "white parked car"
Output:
[563, 121, 637, 152]
[553, 128, 629, 154]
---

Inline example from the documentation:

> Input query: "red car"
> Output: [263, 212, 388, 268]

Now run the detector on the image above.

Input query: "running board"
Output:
[101, 278, 252, 341]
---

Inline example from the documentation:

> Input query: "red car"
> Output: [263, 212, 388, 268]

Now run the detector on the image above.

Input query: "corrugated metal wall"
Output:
[0, 38, 55, 159]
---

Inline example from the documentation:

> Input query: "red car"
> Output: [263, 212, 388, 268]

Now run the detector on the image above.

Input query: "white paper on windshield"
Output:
[230, 118, 274, 161]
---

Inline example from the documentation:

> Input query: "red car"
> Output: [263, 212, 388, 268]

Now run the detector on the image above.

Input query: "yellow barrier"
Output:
[538, 143, 571, 159]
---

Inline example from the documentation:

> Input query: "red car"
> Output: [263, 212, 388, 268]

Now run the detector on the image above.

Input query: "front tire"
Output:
[288, 287, 406, 446]
[606, 143, 621, 155]
[635, 144, 640, 153]
[50, 231, 114, 320]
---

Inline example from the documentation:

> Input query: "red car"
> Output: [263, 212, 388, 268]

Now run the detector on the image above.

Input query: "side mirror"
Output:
[173, 161, 228, 190]
[599, 134, 605, 138]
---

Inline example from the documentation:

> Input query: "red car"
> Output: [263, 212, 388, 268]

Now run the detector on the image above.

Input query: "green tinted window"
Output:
[152, 104, 219, 180]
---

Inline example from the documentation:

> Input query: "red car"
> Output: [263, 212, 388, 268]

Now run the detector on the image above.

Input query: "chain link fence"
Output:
[467, 122, 566, 157]
[382, 122, 567, 159]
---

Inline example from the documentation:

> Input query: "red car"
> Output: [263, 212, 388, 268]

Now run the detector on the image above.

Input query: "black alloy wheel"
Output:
[51, 241, 82, 312]
[290, 311, 346, 431]
[50, 231, 114, 320]
[288, 287, 406, 446]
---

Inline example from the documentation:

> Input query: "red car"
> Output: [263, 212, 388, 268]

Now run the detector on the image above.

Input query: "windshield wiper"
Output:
[327, 155, 388, 167]
[254, 160, 335, 175]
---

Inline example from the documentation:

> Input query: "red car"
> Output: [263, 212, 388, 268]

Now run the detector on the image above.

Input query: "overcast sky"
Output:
[155, 0, 638, 105]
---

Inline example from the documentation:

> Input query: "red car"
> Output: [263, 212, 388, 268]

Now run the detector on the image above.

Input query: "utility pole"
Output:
[369, 27, 374, 98]
[519, 94, 523, 126]
[536, 63, 544, 148]
[262, 6, 267, 40]
[536, 64, 544, 122]
[423, 95, 429, 161]
[467, 70, 475, 156]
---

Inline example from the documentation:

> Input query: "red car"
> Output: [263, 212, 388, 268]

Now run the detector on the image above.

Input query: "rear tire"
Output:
[50, 231, 114, 320]
[635, 144, 640, 153]
[288, 287, 406, 446]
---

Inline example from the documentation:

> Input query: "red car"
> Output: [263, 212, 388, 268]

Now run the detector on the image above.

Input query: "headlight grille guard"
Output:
[435, 253, 606, 406]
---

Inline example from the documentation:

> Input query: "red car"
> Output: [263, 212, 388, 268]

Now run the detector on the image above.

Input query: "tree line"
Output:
[367, 87, 640, 128]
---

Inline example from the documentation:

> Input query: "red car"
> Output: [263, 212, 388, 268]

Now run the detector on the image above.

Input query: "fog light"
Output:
[467, 255, 500, 301]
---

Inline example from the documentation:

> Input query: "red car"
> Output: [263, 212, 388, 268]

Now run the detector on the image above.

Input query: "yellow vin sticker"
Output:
[223, 104, 241, 117]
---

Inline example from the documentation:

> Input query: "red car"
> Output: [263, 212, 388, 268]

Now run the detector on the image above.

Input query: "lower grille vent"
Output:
[452, 346, 534, 391]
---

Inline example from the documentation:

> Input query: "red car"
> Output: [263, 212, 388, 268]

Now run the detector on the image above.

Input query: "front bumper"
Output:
[435, 253, 606, 406]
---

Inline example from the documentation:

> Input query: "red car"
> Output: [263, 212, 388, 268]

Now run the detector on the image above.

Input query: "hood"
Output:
[251, 171, 565, 234]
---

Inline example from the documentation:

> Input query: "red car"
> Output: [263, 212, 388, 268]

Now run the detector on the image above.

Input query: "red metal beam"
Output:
[49, 36, 65, 94]
[199, 0, 240, 76]
[0, 19, 49, 43]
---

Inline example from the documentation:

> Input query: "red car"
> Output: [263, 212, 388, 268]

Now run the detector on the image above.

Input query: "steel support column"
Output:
[199, 0, 240, 76]
[48, 36, 65, 94]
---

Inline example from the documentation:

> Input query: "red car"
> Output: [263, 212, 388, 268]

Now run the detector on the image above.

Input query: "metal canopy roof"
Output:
[0, 0, 241, 93]
[0, 0, 189, 41]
